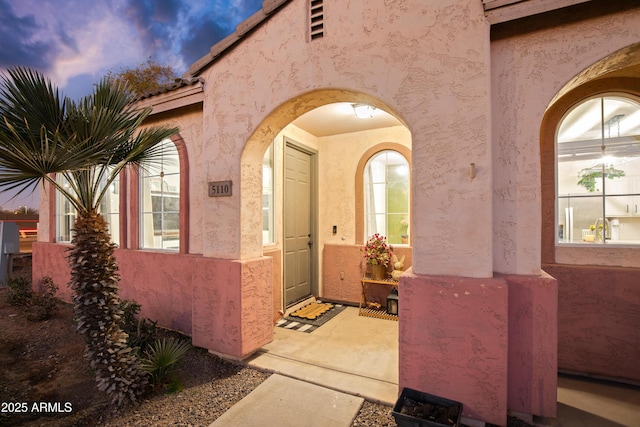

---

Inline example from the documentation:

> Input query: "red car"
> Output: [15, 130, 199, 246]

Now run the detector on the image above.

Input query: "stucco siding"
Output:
[30, 1, 640, 424]
[545, 263, 640, 383]
[32, 244, 195, 335]
[399, 272, 509, 426]
[199, 0, 494, 278]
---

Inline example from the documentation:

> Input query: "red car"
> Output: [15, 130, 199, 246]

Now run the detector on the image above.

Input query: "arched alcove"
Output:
[540, 42, 640, 385]
[240, 89, 409, 260]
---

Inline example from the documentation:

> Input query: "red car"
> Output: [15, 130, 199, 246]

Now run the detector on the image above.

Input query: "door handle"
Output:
[308, 234, 313, 247]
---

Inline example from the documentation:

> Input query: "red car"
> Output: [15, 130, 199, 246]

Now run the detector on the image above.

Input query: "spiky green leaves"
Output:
[140, 337, 191, 385]
[0, 66, 178, 211]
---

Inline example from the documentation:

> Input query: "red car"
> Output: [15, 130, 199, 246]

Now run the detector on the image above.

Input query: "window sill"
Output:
[557, 240, 640, 247]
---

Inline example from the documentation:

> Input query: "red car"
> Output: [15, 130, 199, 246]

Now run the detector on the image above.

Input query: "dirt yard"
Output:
[0, 286, 275, 427]
[0, 287, 110, 425]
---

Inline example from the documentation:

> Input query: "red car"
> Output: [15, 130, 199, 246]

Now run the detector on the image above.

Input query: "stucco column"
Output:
[399, 271, 509, 426]
[407, 3, 493, 278]
[200, 92, 269, 261]
[192, 256, 273, 359]
[397, 4, 503, 425]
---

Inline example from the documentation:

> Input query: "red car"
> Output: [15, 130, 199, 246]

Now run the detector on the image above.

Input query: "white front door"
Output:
[283, 142, 316, 306]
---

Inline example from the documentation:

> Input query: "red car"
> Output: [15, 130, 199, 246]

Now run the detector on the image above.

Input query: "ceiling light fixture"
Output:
[353, 104, 375, 119]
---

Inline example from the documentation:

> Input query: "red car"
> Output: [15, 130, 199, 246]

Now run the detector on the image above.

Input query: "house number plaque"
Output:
[208, 181, 232, 197]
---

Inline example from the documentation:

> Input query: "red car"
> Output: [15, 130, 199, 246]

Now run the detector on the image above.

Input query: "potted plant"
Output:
[400, 217, 409, 244]
[362, 233, 392, 280]
[393, 387, 463, 427]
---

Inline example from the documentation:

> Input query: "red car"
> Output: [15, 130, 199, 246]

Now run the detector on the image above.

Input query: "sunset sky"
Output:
[0, 0, 262, 209]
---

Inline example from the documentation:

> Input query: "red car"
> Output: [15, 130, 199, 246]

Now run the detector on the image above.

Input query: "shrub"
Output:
[166, 376, 185, 394]
[27, 277, 59, 321]
[140, 337, 191, 386]
[119, 299, 158, 353]
[5, 276, 32, 306]
[4, 276, 59, 321]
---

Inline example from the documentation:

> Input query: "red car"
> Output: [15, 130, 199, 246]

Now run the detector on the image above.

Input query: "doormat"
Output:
[290, 301, 333, 320]
[276, 303, 346, 333]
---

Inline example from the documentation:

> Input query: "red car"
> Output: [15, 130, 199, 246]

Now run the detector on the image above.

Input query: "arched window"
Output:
[557, 94, 640, 244]
[364, 150, 410, 245]
[140, 139, 180, 250]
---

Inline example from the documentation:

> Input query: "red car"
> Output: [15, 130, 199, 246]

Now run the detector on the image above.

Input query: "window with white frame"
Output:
[140, 139, 180, 251]
[364, 150, 410, 245]
[99, 173, 120, 246]
[56, 175, 76, 243]
[557, 94, 640, 244]
[56, 171, 120, 244]
[262, 141, 275, 245]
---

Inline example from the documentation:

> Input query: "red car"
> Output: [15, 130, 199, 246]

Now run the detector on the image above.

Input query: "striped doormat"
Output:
[276, 302, 346, 333]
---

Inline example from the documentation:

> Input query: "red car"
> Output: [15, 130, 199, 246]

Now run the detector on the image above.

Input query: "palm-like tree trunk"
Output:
[0, 67, 179, 405]
[67, 212, 148, 405]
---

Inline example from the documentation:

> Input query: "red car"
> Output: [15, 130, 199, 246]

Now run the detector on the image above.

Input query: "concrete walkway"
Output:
[219, 306, 640, 427]
[246, 306, 399, 405]
[209, 374, 364, 427]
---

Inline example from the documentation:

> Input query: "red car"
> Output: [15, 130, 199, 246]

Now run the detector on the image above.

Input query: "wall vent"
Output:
[309, 0, 324, 40]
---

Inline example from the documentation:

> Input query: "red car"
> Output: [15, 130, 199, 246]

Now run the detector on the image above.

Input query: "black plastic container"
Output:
[392, 387, 463, 427]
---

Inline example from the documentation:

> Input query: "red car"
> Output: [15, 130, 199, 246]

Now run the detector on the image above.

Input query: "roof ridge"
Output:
[183, 0, 292, 79]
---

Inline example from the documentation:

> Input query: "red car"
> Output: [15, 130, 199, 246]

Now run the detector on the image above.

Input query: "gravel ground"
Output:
[95, 352, 398, 426]
[101, 386, 397, 426]
[22, 345, 399, 427]
[99, 346, 397, 426]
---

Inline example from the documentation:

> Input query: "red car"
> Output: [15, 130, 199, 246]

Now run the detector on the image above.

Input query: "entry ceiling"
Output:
[291, 103, 403, 137]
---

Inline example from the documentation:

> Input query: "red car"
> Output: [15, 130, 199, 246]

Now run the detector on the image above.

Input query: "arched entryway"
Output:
[240, 90, 412, 403]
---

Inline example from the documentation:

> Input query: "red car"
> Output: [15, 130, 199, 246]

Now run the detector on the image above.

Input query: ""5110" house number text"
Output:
[208, 181, 232, 197]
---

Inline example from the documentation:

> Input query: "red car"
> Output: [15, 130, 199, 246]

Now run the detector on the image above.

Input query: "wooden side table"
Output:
[359, 276, 399, 321]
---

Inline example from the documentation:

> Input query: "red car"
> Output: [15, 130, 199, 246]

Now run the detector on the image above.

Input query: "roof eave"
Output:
[135, 79, 204, 115]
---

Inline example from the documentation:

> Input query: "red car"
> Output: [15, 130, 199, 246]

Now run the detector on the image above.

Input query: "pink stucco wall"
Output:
[399, 271, 509, 426]
[32, 243, 273, 360]
[503, 272, 557, 417]
[544, 264, 640, 383]
[192, 256, 273, 359]
[323, 244, 412, 304]
[32, 243, 195, 333]
[263, 248, 282, 320]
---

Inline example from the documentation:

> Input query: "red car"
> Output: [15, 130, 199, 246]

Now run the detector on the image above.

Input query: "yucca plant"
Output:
[140, 337, 191, 385]
[0, 67, 178, 405]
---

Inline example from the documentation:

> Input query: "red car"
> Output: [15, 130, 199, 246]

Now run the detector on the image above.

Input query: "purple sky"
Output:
[0, 0, 262, 210]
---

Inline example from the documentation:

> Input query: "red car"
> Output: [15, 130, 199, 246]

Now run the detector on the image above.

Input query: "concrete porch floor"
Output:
[246, 306, 399, 405]
[245, 306, 640, 426]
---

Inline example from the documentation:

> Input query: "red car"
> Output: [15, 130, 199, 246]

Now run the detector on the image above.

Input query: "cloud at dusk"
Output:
[0, 0, 262, 208]
[0, 0, 262, 98]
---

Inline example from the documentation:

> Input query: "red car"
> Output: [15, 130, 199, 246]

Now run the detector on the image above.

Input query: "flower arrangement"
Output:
[362, 233, 393, 266]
